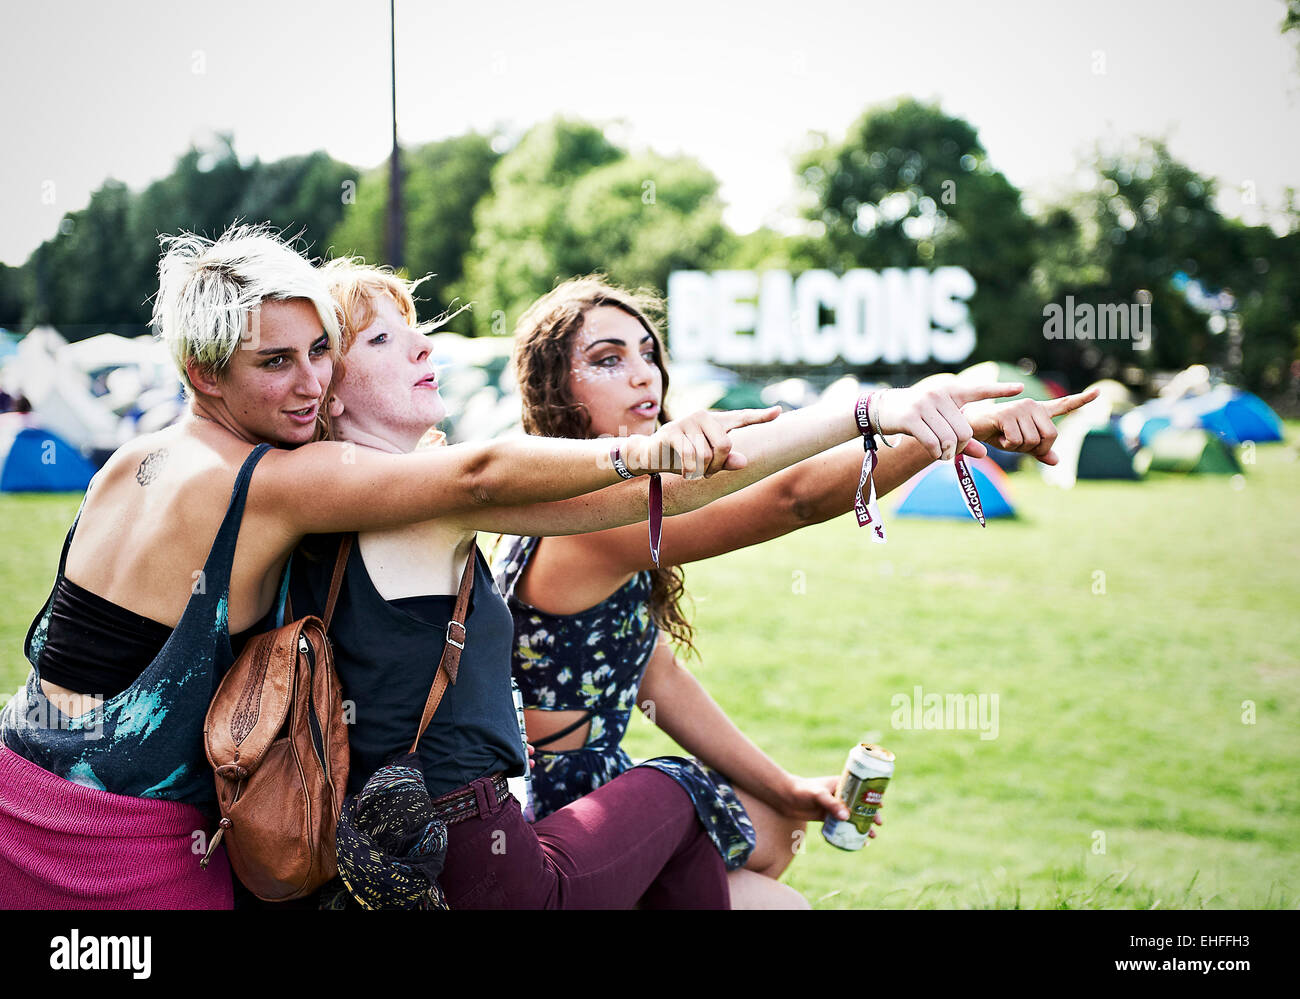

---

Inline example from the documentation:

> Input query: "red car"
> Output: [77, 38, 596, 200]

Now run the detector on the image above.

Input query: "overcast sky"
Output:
[2, 0, 1298, 265]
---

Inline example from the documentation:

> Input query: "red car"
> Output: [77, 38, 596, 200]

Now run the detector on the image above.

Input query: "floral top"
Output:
[493, 535, 755, 870]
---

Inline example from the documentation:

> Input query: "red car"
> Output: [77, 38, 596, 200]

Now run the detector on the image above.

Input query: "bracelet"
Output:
[610, 444, 636, 480]
[868, 390, 895, 448]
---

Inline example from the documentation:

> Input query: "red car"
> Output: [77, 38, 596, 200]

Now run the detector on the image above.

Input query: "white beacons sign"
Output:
[667, 268, 976, 366]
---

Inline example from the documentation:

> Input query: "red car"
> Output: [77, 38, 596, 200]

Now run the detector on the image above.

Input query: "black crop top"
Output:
[37, 575, 267, 698]
[289, 534, 526, 798]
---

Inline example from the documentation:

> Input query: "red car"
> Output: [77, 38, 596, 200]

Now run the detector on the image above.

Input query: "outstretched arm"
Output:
[255, 406, 778, 539]
[537, 384, 1102, 572]
[636, 639, 847, 822]
[457, 379, 1028, 538]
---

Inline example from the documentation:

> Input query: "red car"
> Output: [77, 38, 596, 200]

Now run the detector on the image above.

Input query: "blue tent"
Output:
[0, 426, 96, 492]
[1175, 387, 1283, 445]
[894, 456, 1016, 520]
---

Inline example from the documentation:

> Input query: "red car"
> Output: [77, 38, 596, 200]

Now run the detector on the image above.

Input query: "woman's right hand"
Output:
[873, 382, 1026, 462]
[624, 406, 782, 480]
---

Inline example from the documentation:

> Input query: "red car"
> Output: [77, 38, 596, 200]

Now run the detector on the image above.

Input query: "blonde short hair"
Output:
[151, 223, 342, 393]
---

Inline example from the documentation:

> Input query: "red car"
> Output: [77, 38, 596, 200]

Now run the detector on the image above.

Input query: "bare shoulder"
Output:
[87, 426, 236, 504]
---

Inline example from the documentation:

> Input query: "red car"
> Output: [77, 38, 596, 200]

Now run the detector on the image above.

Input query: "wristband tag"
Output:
[953, 454, 986, 527]
[854, 446, 887, 543]
[648, 472, 663, 566]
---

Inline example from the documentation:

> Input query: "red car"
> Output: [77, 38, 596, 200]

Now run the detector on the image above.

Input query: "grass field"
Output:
[2, 429, 1298, 909]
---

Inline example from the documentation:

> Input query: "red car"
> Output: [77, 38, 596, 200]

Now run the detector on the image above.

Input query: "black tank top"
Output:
[289, 534, 525, 798]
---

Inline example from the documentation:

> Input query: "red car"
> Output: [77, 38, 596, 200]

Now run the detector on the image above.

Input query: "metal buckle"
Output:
[446, 620, 466, 650]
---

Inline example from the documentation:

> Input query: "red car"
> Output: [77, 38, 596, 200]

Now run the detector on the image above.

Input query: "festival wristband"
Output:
[648, 472, 663, 567]
[953, 453, 986, 527]
[853, 392, 887, 543]
[855, 390, 988, 537]
[610, 445, 636, 480]
[612, 443, 664, 564]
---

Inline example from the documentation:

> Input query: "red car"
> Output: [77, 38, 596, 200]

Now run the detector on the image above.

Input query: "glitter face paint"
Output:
[565, 306, 665, 438]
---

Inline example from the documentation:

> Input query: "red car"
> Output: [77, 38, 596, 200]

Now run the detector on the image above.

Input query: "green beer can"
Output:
[822, 743, 894, 851]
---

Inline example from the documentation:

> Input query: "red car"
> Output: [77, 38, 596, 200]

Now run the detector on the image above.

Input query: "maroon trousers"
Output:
[439, 767, 730, 909]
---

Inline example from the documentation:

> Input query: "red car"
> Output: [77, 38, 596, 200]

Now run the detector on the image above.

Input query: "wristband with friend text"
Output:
[853, 390, 988, 538]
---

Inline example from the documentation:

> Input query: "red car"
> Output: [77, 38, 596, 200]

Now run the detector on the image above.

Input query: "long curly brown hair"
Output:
[513, 276, 696, 657]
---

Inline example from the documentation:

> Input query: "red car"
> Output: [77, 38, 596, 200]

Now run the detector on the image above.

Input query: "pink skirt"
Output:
[0, 744, 233, 910]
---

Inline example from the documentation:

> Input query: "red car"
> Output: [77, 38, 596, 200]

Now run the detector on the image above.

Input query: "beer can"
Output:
[822, 742, 894, 851]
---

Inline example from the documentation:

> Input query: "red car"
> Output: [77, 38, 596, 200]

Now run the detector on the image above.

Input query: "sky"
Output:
[2, 0, 1298, 265]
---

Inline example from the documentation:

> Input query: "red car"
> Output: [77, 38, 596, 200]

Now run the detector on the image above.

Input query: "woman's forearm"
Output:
[275, 434, 647, 535]
[638, 643, 794, 811]
[659, 398, 860, 516]
[457, 399, 864, 538]
[781, 435, 937, 526]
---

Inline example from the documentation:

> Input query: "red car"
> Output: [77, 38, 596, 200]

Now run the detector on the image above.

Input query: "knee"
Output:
[748, 817, 807, 879]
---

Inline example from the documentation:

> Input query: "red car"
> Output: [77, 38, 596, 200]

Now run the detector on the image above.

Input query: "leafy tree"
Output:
[456, 118, 732, 336]
[327, 134, 499, 324]
[27, 179, 141, 330]
[795, 97, 1042, 367]
[1034, 138, 1298, 392]
[0, 262, 29, 328]
[18, 136, 356, 334]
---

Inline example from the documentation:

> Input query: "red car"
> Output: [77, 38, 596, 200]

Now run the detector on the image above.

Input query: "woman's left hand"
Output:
[964, 387, 1100, 466]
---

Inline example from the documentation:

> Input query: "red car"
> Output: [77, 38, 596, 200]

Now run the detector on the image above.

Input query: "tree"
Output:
[0, 262, 29, 328]
[17, 136, 356, 334]
[327, 134, 499, 324]
[27, 179, 140, 330]
[795, 98, 1042, 368]
[456, 118, 733, 336]
[1034, 138, 1298, 392]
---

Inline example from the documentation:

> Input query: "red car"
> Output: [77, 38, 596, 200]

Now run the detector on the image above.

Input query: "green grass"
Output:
[2, 430, 1298, 909]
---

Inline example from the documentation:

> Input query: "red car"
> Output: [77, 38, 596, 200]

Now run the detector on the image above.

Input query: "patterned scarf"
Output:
[327, 755, 449, 910]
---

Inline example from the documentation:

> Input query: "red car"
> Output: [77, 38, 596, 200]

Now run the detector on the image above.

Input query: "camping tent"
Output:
[1146, 428, 1241, 475]
[1043, 418, 1146, 488]
[1174, 386, 1283, 445]
[1118, 402, 1174, 449]
[894, 455, 1016, 520]
[0, 422, 96, 492]
[1121, 386, 1285, 450]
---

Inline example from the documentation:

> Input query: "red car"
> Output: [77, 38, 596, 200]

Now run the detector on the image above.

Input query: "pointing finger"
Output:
[948, 381, 1024, 406]
[717, 406, 782, 432]
[1043, 387, 1100, 419]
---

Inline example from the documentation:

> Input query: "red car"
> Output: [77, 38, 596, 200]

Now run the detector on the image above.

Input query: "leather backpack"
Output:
[201, 537, 352, 902]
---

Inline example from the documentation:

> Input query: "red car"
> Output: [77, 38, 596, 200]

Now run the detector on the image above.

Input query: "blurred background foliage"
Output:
[3, 99, 1297, 403]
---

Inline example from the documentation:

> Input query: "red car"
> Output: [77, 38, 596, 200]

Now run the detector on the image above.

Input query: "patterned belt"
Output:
[428, 772, 510, 826]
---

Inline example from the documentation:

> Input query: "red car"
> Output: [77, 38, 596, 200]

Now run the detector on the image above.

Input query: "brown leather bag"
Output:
[201, 537, 352, 902]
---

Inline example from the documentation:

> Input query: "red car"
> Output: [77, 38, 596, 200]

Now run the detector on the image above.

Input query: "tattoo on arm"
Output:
[135, 449, 168, 486]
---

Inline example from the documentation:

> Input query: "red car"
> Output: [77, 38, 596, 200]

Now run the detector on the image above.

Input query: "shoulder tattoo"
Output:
[135, 448, 169, 486]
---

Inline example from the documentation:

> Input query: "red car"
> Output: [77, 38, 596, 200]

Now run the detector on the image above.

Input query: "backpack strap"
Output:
[322, 535, 353, 631]
[408, 544, 476, 755]
[283, 535, 353, 626]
